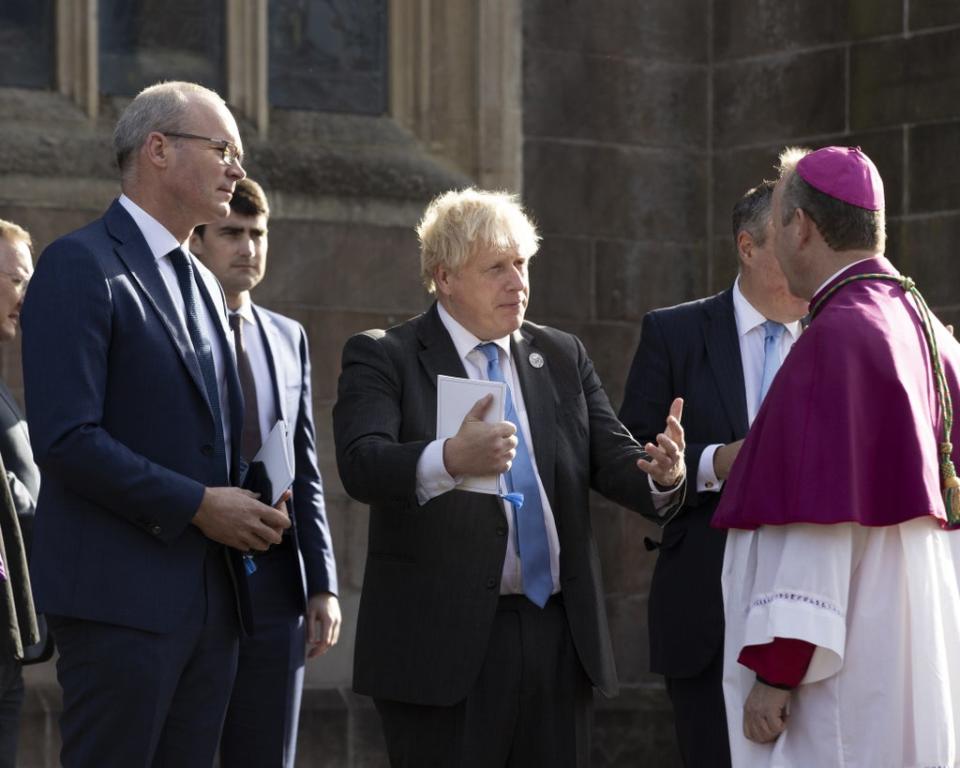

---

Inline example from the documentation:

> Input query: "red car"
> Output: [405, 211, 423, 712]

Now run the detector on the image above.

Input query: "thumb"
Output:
[464, 394, 494, 422]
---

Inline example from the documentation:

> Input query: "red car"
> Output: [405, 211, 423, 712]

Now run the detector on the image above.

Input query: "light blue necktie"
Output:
[757, 320, 786, 410]
[476, 343, 552, 608]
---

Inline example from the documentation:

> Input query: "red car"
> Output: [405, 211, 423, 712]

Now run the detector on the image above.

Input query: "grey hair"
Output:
[113, 81, 226, 178]
[777, 146, 886, 253]
[731, 180, 775, 245]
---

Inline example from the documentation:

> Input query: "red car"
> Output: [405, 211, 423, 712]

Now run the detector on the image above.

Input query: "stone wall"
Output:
[520, 1, 709, 764]
[709, 0, 960, 321]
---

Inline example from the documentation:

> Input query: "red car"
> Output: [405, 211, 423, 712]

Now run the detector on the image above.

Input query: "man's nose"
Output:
[228, 158, 246, 181]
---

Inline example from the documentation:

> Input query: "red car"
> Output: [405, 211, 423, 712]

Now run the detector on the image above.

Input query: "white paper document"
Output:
[251, 420, 295, 505]
[436, 375, 506, 495]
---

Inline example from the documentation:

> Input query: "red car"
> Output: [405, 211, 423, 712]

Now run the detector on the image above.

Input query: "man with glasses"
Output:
[0, 219, 44, 768]
[20, 81, 290, 767]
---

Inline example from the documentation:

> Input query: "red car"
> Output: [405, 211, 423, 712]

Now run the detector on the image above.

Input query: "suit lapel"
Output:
[512, 328, 557, 510]
[703, 289, 749, 438]
[252, 305, 286, 425]
[416, 304, 469, 403]
[105, 202, 208, 404]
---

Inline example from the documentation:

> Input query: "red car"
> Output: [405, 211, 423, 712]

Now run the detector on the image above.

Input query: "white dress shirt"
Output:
[415, 303, 562, 595]
[230, 299, 279, 447]
[697, 278, 802, 492]
[118, 194, 234, 471]
[416, 304, 678, 594]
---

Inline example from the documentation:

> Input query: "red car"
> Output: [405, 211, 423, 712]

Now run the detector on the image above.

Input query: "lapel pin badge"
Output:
[528, 352, 544, 369]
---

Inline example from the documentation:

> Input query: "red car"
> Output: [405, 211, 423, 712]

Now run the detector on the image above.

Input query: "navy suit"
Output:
[20, 200, 250, 767]
[619, 289, 745, 768]
[220, 304, 338, 768]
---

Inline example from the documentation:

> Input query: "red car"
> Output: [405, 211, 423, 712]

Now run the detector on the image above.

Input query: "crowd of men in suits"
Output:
[1, 77, 956, 768]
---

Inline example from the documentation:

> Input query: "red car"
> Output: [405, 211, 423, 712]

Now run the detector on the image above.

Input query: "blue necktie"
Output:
[757, 320, 786, 410]
[476, 343, 552, 608]
[168, 249, 228, 483]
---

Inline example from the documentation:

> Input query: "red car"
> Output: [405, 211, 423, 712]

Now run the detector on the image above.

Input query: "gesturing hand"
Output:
[636, 397, 685, 488]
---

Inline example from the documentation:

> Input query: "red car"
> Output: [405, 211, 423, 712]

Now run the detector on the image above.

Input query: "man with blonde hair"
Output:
[334, 187, 686, 766]
[21, 81, 289, 767]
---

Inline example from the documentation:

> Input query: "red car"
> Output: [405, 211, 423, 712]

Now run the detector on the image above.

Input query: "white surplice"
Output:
[722, 516, 960, 767]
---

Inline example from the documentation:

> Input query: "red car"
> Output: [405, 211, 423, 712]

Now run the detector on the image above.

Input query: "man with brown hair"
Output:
[192, 178, 340, 768]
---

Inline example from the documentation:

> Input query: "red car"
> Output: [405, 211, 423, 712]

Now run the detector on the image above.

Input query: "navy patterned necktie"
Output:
[476, 342, 552, 608]
[168, 248, 227, 480]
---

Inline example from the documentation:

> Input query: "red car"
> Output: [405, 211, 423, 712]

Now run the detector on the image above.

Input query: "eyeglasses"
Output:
[163, 132, 244, 166]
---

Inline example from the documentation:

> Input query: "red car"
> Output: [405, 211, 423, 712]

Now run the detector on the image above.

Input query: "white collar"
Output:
[118, 194, 187, 261]
[812, 256, 880, 298]
[230, 295, 256, 324]
[732, 276, 802, 340]
[435, 301, 518, 364]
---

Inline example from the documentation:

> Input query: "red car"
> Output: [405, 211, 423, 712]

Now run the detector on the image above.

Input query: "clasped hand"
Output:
[636, 397, 685, 488]
[443, 394, 518, 477]
[192, 486, 291, 551]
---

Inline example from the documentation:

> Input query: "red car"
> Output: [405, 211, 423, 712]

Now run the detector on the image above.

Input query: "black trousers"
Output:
[49, 547, 240, 768]
[375, 594, 593, 768]
[664, 645, 731, 768]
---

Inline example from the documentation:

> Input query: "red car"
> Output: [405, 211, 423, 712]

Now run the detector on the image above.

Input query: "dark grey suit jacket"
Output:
[333, 303, 675, 706]
[619, 289, 747, 678]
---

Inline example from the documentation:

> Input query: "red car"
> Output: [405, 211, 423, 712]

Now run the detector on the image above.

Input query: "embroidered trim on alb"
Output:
[749, 590, 845, 618]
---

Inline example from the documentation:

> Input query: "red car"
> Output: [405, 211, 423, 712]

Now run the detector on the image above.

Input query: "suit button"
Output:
[149, 524, 162, 536]
[200, 444, 214, 456]
[486, 578, 497, 589]
[496, 525, 507, 537]
[705, 481, 714, 489]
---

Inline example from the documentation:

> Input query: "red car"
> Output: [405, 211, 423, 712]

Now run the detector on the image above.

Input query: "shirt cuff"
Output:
[647, 474, 682, 512]
[415, 439, 459, 506]
[697, 444, 724, 493]
[738, 637, 817, 689]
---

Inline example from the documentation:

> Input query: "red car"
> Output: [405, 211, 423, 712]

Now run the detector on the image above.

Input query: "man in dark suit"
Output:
[20, 81, 290, 768]
[191, 177, 341, 767]
[618, 181, 809, 767]
[0, 219, 42, 768]
[333, 188, 686, 767]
